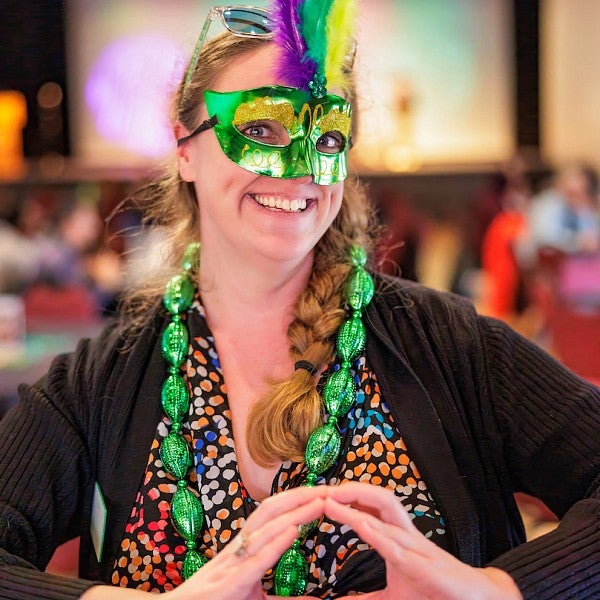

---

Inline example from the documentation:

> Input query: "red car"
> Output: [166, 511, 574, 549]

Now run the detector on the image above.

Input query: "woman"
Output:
[0, 3, 598, 599]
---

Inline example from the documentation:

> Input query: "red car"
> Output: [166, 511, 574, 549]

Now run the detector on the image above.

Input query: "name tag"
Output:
[91, 482, 107, 563]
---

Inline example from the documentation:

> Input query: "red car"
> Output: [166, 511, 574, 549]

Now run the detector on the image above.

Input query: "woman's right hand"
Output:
[172, 484, 326, 600]
[83, 485, 326, 600]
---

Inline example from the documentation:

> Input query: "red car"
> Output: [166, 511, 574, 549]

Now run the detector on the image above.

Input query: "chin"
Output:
[254, 239, 317, 266]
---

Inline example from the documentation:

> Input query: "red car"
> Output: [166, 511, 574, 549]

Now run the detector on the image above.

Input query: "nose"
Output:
[291, 174, 315, 184]
[288, 152, 312, 179]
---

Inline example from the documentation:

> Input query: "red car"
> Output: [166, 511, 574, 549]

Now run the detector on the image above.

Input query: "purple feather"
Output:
[270, 0, 316, 89]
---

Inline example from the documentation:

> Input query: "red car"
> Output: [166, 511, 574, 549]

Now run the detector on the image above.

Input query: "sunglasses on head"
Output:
[183, 5, 273, 87]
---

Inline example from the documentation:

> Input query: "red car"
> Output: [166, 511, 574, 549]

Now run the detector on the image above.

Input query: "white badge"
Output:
[91, 481, 107, 563]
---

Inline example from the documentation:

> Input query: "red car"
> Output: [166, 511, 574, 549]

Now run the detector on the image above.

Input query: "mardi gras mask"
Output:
[178, 85, 352, 185]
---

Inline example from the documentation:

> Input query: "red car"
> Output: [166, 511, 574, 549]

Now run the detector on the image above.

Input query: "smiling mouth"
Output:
[249, 194, 309, 212]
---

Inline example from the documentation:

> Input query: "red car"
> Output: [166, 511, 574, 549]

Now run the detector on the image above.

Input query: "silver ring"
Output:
[234, 531, 249, 558]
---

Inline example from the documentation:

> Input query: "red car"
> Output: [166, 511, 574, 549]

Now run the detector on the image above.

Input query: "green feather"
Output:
[300, 0, 335, 76]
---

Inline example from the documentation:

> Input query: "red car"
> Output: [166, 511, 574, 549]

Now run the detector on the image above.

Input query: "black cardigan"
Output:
[0, 277, 598, 599]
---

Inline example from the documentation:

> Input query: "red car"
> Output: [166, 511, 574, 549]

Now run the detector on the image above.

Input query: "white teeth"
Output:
[252, 195, 307, 212]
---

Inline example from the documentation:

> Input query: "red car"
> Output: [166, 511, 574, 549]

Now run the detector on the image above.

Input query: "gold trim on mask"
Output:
[232, 97, 296, 130]
[319, 108, 351, 138]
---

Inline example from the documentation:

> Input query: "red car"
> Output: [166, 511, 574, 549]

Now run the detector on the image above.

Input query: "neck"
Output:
[198, 244, 314, 334]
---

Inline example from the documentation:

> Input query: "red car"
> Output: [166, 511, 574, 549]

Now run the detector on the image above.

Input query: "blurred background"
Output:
[1, 0, 600, 543]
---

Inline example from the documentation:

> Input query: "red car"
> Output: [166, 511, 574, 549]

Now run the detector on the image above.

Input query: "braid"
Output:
[247, 176, 378, 466]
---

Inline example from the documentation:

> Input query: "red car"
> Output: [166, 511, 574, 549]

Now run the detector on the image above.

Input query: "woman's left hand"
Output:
[323, 483, 523, 600]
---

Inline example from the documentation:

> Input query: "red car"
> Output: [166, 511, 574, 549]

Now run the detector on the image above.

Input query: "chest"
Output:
[225, 387, 281, 501]
[198, 321, 294, 500]
[112, 349, 449, 595]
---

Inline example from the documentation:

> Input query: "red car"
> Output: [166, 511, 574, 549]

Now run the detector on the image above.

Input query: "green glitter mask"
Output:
[205, 85, 352, 185]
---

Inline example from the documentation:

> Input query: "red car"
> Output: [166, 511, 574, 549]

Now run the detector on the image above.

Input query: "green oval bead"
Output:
[171, 487, 204, 541]
[297, 518, 319, 539]
[161, 320, 189, 366]
[305, 472, 318, 486]
[336, 314, 366, 362]
[323, 367, 356, 418]
[348, 245, 367, 267]
[160, 432, 192, 479]
[182, 548, 208, 580]
[274, 546, 308, 596]
[305, 423, 341, 474]
[345, 267, 374, 311]
[161, 374, 189, 423]
[164, 274, 194, 315]
[181, 242, 200, 272]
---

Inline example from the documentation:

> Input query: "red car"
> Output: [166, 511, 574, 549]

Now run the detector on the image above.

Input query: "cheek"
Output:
[329, 183, 345, 215]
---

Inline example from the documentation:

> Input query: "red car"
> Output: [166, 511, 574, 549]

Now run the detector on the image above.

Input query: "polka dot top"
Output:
[112, 297, 447, 597]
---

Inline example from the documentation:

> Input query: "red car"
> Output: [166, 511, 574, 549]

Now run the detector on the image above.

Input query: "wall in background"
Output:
[353, 0, 514, 172]
[64, 0, 515, 171]
[542, 0, 600, 171]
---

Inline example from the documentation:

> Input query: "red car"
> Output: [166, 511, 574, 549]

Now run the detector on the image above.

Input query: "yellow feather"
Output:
[325, 0, 358, 90]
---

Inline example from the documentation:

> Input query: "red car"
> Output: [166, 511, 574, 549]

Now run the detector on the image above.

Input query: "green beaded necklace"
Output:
[159, 243, 374, 595]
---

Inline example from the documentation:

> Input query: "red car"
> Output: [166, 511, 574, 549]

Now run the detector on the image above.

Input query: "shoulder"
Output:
[369, 272, 478, 326]
[364, 273, 486, 374]
[28, 308, 167, 413]
[529, 189, 564, 216]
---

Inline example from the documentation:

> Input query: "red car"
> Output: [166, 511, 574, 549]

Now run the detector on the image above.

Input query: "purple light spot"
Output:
[85, 33, 185, 158]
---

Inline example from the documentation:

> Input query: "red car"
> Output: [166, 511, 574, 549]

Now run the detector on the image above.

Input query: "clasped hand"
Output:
[170, 483, 522, 600]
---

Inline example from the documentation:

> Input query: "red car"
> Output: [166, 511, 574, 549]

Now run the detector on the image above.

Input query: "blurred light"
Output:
[37, 82, 63, 109]
[0, 90, 28, 179]
[85, 33, 182, 158]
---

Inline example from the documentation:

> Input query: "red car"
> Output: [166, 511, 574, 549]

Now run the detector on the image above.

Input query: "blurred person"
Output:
[452, 154, 532, 301]
[36, 197, 103, 286]
[0, 3, 597, 600]
[474, 154, 532, 264]
[0, 218, 40, 293]
[373, 187, 421, 281]
[29, 196, 124, 314]
[516, 163, 600, 269]
[479, 158, 533, 321]
[0, 194, 49, 294]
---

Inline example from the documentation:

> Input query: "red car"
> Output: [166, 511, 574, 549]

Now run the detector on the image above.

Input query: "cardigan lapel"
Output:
[365, 299, 481, 566]
[97, 313, 167, 580]
[84, 291, 482, 577]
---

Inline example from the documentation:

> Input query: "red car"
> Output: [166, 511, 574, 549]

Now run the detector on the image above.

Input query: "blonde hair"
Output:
[121, 32, 378, 465]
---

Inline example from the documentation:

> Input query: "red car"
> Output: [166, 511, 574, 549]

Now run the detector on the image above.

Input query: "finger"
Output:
[225, 496, 326, 559]
[219, 495, 327, 588]
[352, 519, 423, 568]
[326, 482, 416, 530]
[269, 596, 316, 600]
[244, 485, 327, 531]
[324, 498, 430, 557]
[219, 498, 323, 566]
[355, 521, 484, 599]
[232, 523, 307, 580]
[231, 498, 324, 554]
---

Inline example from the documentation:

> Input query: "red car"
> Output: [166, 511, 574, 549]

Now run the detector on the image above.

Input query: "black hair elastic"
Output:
[294, 360, 317, 376]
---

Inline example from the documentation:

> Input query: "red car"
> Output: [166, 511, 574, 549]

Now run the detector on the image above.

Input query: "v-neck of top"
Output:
[112, 295, 447, 597]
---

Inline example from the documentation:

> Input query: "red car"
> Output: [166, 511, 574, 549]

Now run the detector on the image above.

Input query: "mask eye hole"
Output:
[236, 119, 290, 147]
[316, 131, 346, 154]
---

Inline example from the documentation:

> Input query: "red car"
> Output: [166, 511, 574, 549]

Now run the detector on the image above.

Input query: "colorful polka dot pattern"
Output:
[112, 298, 446, 596]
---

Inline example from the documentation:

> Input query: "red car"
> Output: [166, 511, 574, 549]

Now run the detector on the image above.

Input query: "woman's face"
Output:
[177, 44, 345, 269]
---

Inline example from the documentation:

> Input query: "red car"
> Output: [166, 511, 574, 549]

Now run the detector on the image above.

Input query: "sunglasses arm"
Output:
[183, 8, 219, 86]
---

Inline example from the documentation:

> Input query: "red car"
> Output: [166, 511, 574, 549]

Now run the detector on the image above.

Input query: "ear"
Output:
[174, 122, 196, 182]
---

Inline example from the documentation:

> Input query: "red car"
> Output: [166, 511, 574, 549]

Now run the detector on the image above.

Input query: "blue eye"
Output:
[316, 131, 346, 154]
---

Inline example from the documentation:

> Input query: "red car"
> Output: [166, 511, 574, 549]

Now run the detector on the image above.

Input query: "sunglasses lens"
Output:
[222, 8, 272, 35]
